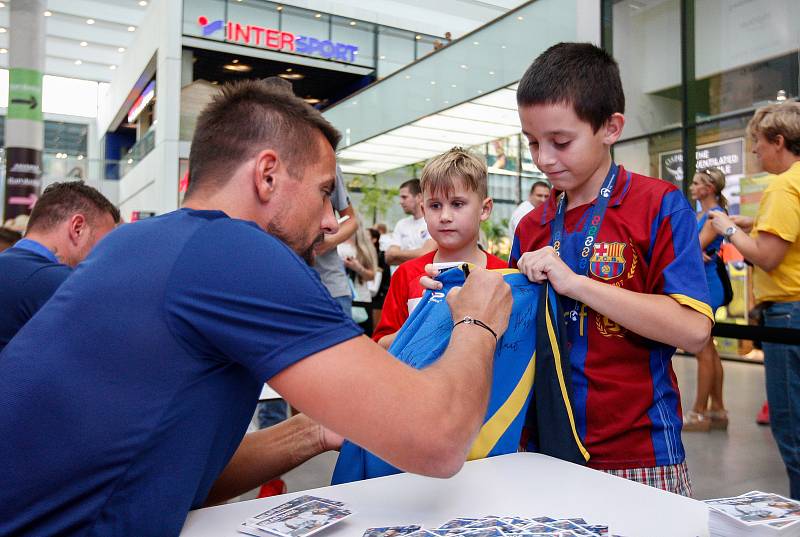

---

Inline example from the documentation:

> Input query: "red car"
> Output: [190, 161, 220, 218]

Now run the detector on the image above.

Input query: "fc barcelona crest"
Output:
[590, 242, 626, 280]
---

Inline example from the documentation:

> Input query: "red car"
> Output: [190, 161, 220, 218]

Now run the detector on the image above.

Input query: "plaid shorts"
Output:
[602, 461, 693, 497]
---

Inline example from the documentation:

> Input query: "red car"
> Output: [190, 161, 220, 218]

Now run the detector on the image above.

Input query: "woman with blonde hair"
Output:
[338, 212, 379, 328]
[684, 167, 729, 431]
[709, 102, 800, 498]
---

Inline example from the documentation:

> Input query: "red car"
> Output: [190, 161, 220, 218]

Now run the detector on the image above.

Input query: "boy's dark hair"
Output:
[517, 42, 625, 132]
[399, 179, 422, 196]
[187, 78, 341, 196]
[27, 181, 120, 233]
[530, 181, 551, 194]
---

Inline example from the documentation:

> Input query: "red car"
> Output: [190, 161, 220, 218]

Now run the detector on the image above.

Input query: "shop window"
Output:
[614, 130, 682, 186]
[613, 0, 682, 139]
[183, 0, 226, 41]
[281, 5, 328, 42]
[331, 16, 375, 68]
[694, 0, 799, 121]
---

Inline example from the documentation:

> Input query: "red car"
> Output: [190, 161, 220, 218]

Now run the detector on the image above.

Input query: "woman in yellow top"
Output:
[710, 102, 800, 499]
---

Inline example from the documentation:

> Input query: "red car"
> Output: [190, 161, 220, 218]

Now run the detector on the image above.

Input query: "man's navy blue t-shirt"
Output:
[0, 209, 362, 536]
[0, 239, 72, 352]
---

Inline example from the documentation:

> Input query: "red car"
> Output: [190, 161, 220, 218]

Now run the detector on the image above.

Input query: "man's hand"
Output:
[517, 246, 581, 296]
[446, 267, 512, 340]
[321, 425, 343, 452]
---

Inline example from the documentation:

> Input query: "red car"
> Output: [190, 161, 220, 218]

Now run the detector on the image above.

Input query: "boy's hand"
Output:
[447, 267, 512, 340]
[419, 264, 444, 291]
[517, 247, 582, 296]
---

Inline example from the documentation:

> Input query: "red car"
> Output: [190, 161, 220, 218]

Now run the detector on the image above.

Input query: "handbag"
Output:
[712, 251, 734, 306]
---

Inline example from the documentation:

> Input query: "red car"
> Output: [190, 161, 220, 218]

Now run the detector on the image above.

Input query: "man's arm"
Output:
[204, 414, 339, 506]
[269, 268, 512, 478]
[518, 248, 711, 353]
[385, 238, 437, 265]
[315, 205, 358, 256]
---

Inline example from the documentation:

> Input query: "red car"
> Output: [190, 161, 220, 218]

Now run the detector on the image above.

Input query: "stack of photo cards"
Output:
[238, 495, 352, 537]
[362, 514, 623, 537]
[704, 491, 800, 536]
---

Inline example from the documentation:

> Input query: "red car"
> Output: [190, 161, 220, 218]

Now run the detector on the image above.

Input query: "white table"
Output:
[181, 453, 708, 537]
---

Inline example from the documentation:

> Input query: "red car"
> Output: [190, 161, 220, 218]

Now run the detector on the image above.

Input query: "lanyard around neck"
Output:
[550, 163, 618, 322]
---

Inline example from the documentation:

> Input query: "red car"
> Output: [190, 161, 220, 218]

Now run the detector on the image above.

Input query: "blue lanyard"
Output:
[13, 238, 59, 264]
[550, 163, 618, 322]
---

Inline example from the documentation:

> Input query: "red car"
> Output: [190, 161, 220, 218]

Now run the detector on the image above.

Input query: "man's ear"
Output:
[253, 149, 280, 203]
[67, 214, 87, 245]
[602, 113, 625, 145]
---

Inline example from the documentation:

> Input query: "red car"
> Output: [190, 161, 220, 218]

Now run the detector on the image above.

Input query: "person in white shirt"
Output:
[385, 179, 436, 272]
[508, 180, 551, 240]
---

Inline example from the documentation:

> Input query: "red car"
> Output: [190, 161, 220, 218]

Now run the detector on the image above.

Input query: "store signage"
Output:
[128, 80, 156, 124]
[658, 138, 745, 184]
[197, 16, 359, 63]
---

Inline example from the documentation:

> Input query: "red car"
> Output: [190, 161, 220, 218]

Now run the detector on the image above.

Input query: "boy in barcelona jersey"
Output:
[509, 43, 713, 496]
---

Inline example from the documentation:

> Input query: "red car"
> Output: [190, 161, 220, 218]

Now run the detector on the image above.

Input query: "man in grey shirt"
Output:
[312, 165, 357, 316]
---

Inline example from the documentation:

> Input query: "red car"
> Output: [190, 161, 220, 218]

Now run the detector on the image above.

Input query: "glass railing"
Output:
[323, 0, 577, 149]
[119, 128, 156, 178]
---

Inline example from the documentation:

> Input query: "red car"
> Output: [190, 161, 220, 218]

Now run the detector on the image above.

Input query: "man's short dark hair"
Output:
[399, 179, 421, 196]
[187, 78, 341, 196]
[27, 181, 120, 233]
[517, 42, 625, 132]
[530, 181, 551, 195]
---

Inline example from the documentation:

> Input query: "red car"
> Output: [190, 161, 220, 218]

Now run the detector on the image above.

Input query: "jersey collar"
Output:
[13, 238, 60, 264]
[540, 164, 632, 224]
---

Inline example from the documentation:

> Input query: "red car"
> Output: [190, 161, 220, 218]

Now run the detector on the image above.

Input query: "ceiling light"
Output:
[415, 35, 421, 40]
[501, 45, 506, 49]
[0, 48, 7, 54]
[0, 2, 5, 7]
[127, 26, 136, 32]
[0, 28, 5, 33]
[304, 97, 321, 104]
[77, 155, 84, 160]
[223, 63, 252, 72]
[276, 5, 283, 10]
[231, 59, 239, 63]
[444, 100, 449, 104]
[43, 10, 52, 16]
[80, 41, 88, 47]
[139, 0, 148, 5]
[118, 47, 126, 53]
[460, 64, 468, 69]
[277, 73, 304, 80]
[489, 71, 495, 75]
[404, 75, 411, 80]
[314, 13, 321, 18]
[517, 16, 524, 20]
[110, 65, 117, 70]
[451, 84, 456, 88]
[127, 158, 133, 164]
[349, 21, 356, 26]
[74, 60, 82, 65]
[473, 41, 479, 45]
[86, 18, 95, 24]
[430, 80, 436, 85]
[379, 55, 386, 60]
[286, 68, 292, 72]
[425, 98, 431, 102]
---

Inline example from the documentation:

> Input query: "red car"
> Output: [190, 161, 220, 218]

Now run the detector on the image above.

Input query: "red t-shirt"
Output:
[372, 250, 508, 342]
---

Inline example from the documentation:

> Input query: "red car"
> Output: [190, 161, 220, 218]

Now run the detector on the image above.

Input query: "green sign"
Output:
[8, 67, 43, 122]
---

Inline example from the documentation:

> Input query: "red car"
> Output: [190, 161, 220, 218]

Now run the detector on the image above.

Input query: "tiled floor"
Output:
[251, 356, 789, 502]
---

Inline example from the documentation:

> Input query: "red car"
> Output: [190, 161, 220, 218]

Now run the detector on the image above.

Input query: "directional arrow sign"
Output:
[11, 96, 38, 110]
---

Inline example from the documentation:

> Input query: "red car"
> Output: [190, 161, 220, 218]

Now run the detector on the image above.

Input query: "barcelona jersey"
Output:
[511, 165, 713, 470]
